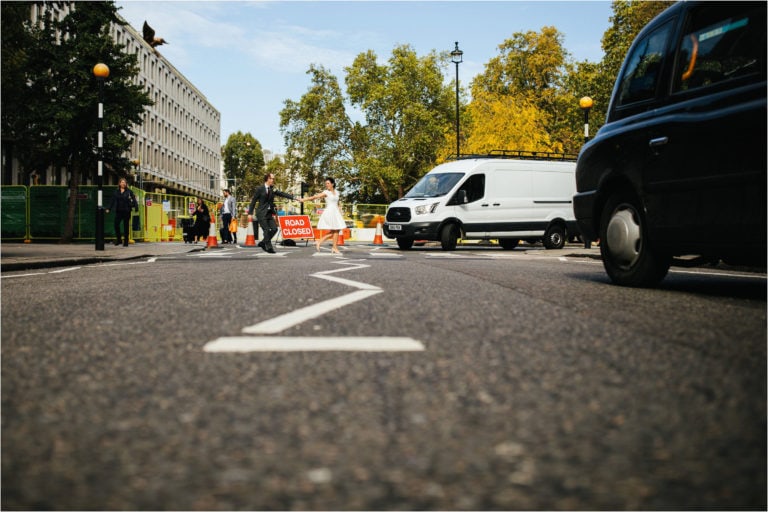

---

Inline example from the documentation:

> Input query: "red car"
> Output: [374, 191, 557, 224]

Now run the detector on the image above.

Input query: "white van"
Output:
[383, 153, 579, 250]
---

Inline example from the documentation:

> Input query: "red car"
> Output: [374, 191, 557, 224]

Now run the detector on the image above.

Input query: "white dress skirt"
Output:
[316, 191, 346, 230]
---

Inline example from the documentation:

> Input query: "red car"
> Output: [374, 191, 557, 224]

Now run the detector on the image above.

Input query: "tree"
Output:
[3, 1, 152, 242]
[345, 45, 454, 201]
[221, 131, 265, 200]
[280, 65, 351, 196]
[469, 27, 573, 154]
[1, 3, 36, 163]
[458, 88, 561, 156]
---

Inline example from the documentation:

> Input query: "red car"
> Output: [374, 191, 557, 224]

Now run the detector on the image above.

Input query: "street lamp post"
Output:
[450, 42, 463, 159]
[579, 96, 594, 145]
[93, 63, 110, 250]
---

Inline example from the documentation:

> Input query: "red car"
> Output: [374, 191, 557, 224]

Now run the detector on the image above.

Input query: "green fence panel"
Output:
[29, 186, 68, 239]
[1, 186, 28, 239]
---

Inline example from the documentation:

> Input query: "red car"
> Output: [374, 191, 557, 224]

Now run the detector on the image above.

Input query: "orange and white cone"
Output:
[243, 220, 256, 247]
[206, 216, 219, 248]
[337, 229, 344, 246]
[373, 222, 384, 245]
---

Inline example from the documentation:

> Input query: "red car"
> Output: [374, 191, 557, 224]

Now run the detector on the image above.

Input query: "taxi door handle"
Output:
[649, 136, 669, 148]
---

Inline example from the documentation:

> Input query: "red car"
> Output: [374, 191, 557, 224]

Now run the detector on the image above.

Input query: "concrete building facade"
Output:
[1, 3, 221, 201]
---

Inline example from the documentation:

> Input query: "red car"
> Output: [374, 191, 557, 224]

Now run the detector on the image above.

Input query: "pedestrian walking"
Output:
[191, 197, 210, 243]
[246, 173, 300, 254]
[105, 178, 138, 247]
[220, 189, 237, 244]
[301, 177, 346, 254]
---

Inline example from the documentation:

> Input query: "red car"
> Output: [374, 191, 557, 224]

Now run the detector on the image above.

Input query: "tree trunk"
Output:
[60, 162, 79, 243]
[378, 177, 391, 204]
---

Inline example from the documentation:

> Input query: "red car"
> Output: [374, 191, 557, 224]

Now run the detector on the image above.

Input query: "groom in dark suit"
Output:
[247, 173, 298, 253]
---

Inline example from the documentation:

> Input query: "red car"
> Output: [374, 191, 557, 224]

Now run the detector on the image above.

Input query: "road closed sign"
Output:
[278, 215, 314, 239]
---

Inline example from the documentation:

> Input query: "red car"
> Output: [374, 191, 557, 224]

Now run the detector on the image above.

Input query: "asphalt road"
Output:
[2, 244, 766, 510]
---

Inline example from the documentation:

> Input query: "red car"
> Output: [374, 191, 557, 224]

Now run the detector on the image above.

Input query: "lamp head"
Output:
[93, 63, 110, 79]
[450, 41, 463, 64]
[579, 96, 594, 110]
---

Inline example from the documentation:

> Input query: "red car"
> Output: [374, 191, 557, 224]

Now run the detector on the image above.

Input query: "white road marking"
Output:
[49, 267, 80, 273]
[241, 261, 383, 334]
[242, 289, 382, 334]
[204, 336, 425, 352]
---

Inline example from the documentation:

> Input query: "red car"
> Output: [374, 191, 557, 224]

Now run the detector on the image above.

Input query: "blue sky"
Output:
[116, 1, 614, 154]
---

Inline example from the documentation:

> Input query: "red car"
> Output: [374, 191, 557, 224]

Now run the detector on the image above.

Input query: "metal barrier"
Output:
[0, 185, 218, 243]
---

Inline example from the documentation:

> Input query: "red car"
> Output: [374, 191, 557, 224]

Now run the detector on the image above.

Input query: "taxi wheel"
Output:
[599, 193, 670, 287]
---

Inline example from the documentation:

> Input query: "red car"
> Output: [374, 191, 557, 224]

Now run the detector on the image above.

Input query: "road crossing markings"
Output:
[241, 260, 380, 334]
[204, 260, 426, 352]
[204, 336, 424, 352]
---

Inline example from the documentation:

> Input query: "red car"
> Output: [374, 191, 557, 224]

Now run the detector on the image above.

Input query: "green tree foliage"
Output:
[1, 3, 35, 152]
[2, 1, 152, 242]
[345, 45, 454, 202]
[280, 65, 351, 195]
[221, 131, 265, 200]
[458, 88, 559, 155]
[469, 27, 575, 154]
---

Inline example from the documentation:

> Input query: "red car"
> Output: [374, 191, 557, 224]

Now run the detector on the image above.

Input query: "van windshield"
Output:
[404, 172, 464, 198]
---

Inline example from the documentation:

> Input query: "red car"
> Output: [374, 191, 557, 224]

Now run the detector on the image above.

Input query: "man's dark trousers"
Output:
[222, 212, 233, 243]
[256, 214, 278, 250]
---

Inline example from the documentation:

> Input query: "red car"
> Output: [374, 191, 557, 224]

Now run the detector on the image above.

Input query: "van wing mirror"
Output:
[456, 189, 468, 204]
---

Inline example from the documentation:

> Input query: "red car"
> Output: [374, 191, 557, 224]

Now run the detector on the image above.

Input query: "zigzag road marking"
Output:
[203, 259, 425, 352]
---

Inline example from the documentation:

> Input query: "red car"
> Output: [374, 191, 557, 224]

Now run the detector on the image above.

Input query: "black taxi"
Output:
[574, 1, 766, 286]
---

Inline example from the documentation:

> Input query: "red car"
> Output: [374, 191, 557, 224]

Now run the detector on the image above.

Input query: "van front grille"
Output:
[386, 207, 411, 223]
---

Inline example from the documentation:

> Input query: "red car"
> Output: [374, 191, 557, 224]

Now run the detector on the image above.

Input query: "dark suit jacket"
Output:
[247, 185, 295, 221]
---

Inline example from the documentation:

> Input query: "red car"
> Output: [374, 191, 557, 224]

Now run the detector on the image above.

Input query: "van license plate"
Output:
[388, 224, 402, 231]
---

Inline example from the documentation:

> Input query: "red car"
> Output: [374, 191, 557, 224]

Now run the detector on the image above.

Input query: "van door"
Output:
[449, 173, 486, 237]
[484, 167, 537, 238]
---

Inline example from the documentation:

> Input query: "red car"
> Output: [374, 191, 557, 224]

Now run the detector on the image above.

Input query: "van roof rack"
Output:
[450, 149, 578, 161]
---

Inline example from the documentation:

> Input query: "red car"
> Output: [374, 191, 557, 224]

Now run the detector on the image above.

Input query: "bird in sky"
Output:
[142, 21, 168, 50]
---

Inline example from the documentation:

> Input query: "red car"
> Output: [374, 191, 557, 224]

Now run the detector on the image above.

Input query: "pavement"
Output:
[0, 240, 604, 272]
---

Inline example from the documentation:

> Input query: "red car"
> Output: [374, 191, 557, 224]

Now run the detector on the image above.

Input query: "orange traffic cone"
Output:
[206, 216, 219, 248]
[337, 229, 344, 246]
[243, 220, 256, 247]
[373, 222, 384, 245]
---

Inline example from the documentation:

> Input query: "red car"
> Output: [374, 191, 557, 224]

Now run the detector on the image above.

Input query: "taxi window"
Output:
[616, 20, 673, 106]
[674, 3, 765, 93]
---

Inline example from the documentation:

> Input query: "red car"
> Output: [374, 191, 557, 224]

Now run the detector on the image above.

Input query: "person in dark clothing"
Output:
[247, 173, 299, 253]
[191, 197, 210, 243]
[106, 178, 138, 246]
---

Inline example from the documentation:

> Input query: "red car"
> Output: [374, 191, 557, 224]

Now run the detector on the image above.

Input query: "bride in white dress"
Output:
[301, 177, 346, 254]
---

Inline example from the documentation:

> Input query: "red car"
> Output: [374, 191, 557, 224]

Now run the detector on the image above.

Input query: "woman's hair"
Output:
[325, 177, 335, 187]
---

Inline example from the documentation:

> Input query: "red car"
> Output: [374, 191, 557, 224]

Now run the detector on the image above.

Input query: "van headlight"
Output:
[415, 202, 439, 215]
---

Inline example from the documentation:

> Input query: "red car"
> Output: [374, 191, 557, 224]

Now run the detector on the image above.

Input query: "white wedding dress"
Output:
[317, 191, 346, 230]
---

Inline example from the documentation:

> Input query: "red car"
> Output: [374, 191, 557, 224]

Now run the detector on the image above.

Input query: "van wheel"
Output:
[600, 193, 671, 287]
[440, 224, 458, 251]
[396, 237, 414, 250]
[499, 239, 519, 250]
[543, 224, 566, 249]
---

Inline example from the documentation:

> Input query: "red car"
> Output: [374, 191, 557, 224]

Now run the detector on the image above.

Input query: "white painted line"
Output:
[204, 336, 425, 352]
[312, 274, 380, 290]
[242, 289, 382, 334]
[49, 267, 81, 273]
[1, 272, 46, 279]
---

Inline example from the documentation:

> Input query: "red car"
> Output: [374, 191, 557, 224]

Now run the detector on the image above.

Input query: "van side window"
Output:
[457, 174, 485, 203]
[616, 20, 673, 106]
[674, 3, 765, 93]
